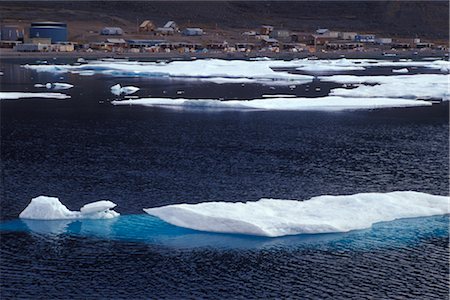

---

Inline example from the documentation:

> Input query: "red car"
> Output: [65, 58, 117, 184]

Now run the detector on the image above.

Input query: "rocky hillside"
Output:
[1, 1, 448, 40]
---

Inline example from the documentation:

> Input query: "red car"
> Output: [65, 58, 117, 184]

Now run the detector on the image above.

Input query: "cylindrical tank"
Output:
[29, 22, 67, 43]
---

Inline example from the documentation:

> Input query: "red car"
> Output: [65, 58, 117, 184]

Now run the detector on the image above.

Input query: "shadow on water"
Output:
[1, 214, 448, 250]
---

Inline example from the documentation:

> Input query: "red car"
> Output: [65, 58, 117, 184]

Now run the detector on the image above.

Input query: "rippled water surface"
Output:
[1, 58, 449, 299]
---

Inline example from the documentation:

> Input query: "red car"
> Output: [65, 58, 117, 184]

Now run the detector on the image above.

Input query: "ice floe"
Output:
[320, 74, 450, 101]
[112, 96, 431, 111]
[34, 82, 74, 90]
[392, 68, 409, 73]
[0, 92, 70, 100]
[19, 196, 119, 220]
[144, 191, 450, 237]
[23, 59, 315, 85]
[110, 84, 140, 95]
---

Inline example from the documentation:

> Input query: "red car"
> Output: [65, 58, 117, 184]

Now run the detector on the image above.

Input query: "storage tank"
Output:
[29, 22, 67, 43]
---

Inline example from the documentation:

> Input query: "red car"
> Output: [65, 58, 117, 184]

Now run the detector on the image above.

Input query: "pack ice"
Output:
[19, 196, 119, 220]
[112, 96, 431, 111]
[144, 191, 450, 237]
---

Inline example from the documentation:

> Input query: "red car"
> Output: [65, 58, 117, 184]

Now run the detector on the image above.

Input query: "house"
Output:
[270, 30, 290, 39]
[101, 27, 123, 35]
[260, 25, 274, 35]
[261, 37, 279, 46]
[163, 21, 179, 31]
[375, 38, 392, 45]
[325, 42, 363, 50]
[1, 25, 24, 41]
[182, 28, 203, 36]
[316, 28, 329, 35]
[155, 27, 174, 36]
[339, 32, 358, 40]
[355, 34, 375, 42]
[235, 43, 255, 52]
[139, 20, 155, 32]
[291, 33, 315, 45]
[127, 39, 165, 48]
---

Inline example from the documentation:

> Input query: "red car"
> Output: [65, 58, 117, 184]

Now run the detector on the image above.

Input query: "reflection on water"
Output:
[1, 214, 448, 250]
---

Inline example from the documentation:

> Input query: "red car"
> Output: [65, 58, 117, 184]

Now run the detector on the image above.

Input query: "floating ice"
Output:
[23, 59, 315, 85]
[321, 74, 450, 101]
[392, 68, 409, 73]
[34, 82, 73, 90]
[110, 84, 140, 96]
[0, 92, 70, 100]
[144, 191, 450, 237]
[19, 196, 119, 220]
[262, 94, 297, 98]
[112, 96, 431, 111]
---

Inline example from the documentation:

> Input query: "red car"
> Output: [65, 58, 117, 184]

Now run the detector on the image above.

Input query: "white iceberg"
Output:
[0, 92, 70, 100]
[392, 68, 409, 73]
[19, 196, 119, 220]
[34, 82, 73, 90]
[110, 84, 140, 96]
[112, 96, 431, 111]
[320, 74, 450, 101]
[23, 59, 315, 85]
[144, 191, 450, 237]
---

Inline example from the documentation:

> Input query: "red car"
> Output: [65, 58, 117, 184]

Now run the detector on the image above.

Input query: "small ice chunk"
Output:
[0, 92, 70, 100]
[392, 68, 409, 73]
[111, 84, 140, 95]
[19, 196, 120, 220]
[80, 200, 117, 214]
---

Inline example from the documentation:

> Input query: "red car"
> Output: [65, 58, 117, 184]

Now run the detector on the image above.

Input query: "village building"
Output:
[375, 37, 392, 45]
[101, 27, 123, 35]
[163, 21, 179, 31]
[155, 27, 175, 36]
[260, 25, 274, 35]
[355, 34, 376, 42]
[1, 25, 24, 41]
[139, 20, 155, 32]
[270, 29, 290, 39]
[339, 32, 358, 40]
[182, 28, 204, 36]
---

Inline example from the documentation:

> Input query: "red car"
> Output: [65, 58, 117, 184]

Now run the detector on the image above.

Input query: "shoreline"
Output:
[1, 49, 448, 61]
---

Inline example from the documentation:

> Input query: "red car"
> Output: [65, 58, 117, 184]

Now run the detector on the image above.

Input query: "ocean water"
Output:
[0, 58, 448, 299]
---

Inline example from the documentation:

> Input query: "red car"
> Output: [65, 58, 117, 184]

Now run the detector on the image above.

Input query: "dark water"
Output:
[1, 58, 449, 299]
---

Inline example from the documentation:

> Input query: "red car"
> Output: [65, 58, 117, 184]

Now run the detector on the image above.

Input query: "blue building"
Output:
[1, 25, 24, 41]
[354, 34, 376, 43]
[29, 22, 67, 43]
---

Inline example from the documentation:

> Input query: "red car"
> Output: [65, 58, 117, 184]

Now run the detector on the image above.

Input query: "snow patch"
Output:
[144, 191, 450, 237]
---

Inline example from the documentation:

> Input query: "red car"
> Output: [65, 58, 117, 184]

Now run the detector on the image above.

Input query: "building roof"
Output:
[106, 38, 126, 44]
[262, 37, 278, 43]
[139, 20, 154, 28]
[164, 21, 177, 28]
[316, 28, 329, 34]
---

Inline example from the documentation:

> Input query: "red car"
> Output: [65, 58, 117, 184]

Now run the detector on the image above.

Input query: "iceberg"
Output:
[23, 59, 315, 85]
[0, 92, 70, 100]
[112, 96, 431, 111]
[321, 74, 450, 101]
[110, 84, 140, 96]
[19, 196, 119, 220]
[144, 191, 450, 237]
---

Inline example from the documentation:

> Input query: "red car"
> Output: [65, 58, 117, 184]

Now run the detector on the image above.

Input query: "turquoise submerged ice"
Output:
[2, 191, 447, 249]
[144, 191, 449, 237]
